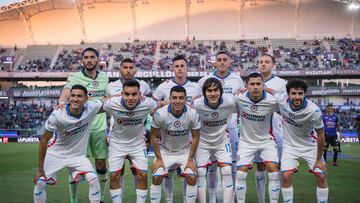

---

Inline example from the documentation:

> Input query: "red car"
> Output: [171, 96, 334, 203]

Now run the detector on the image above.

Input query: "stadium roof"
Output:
[0, 0, 22, 7]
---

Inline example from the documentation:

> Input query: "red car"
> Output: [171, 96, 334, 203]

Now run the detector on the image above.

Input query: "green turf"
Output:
[0, 143, 359, 202]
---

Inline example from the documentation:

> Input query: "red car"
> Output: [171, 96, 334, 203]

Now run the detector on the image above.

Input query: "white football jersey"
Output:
[103, 97, 157, 147]
[151, 104, 201, 152]
[198, 72, 244, 128]
[106, 79, 151, 97]
[44, 100, 103, 157]
[274, 92, 324, 148]
[236, 91, 279, 145]
[152, 79, 202, 103]
[193, 94, 237, 146]
[264, 75, 287, 139]
[265, 75, 287, 93]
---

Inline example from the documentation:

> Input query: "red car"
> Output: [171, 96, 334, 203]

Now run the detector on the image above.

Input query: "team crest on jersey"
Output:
[93, 80, 99, 87]
[127, 111, 134, 117]
[211, 112, 219, 118]
[250, 105, 258, 112]
[288, 112, 295, 119]
[174, 120, 181, 128]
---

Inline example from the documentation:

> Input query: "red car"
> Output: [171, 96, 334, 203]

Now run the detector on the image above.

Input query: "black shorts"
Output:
[325, 136, 337, 148]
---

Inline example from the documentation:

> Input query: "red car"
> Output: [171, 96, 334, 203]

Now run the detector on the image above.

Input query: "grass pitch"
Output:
[0, 143, 359, 202]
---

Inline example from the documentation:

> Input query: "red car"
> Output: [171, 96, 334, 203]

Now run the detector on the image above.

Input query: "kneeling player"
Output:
[266, 79, 328, 203]
[33, 85, 103, 203]
[150, 86, 201, 203]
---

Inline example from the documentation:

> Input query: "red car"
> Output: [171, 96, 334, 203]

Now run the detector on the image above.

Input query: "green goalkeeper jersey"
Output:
[63, 68, 109, 132]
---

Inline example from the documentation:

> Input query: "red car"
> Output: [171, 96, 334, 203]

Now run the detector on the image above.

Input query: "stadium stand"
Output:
[3, 38, 359, 72]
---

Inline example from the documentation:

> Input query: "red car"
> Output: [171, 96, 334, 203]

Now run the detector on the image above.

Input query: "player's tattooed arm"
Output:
[186, 129, 200, 173]
[150, 127, 164, 173]
[313, 128, 327, 174]
[34, 131, 53, 183]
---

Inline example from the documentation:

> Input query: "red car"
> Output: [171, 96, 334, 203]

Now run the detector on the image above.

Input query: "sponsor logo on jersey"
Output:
[74, 121, 82, 127]
[241, 111, 266, 122]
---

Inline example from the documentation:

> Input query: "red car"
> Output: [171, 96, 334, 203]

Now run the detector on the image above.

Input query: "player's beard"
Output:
[291, 99, 303, 108]
[84, 63, 97, 71]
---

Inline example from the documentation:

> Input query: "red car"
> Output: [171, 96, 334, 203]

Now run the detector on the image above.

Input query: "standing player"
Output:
[103, 80, 158, 203]
[150, 86, 201, 203]
[153, 55, 201, 103]
[106, 58, 151, 97]
[265, 79, 328, 203]
[153, 55, 202, 202]
[59, 47, 109, 203]
[323, 104, 341, 166]
[34, 85, 103, 203]
[255, 54, 287, 203]
[193, 78, 237, 203]
[198, 51, 244, 202]
[235, 72, 280, 203]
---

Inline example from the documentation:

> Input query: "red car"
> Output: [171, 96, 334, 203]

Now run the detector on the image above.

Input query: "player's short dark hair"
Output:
[170, 85, 187, 97]
[260, 53, 276, 64]
[81, 47, 99, 58]
[202, 77, 223, 98]
[326, 104, 333, 108]
[246, 72, 264, 84]
[123, 79, 140, 90]
[71, 84, 88, 96]
[216, 50, 230, 58]
[172, 55, 188, 64]
[120, 58, 134, 66]
[286, 79, 308, 94]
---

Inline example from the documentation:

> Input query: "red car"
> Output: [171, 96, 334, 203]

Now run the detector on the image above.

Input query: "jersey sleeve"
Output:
[273, 92, 288, 105]
[312, 107, 324, 130]
[151, 110, 162, 129]
[197, 76, 206, 88]
[145, 97, 158, 111]
[44, 111, 58, 132]
[234, 94, 244, 111]
[141, 81, 151, 96]
[237, 76, 245, 89]
[227, 94, 238, 113]
[190, 111, 201, 130]
[63, 74, 77, 89]
[102, 98, 113, 113]
[195, 85, 202, 97]
[88, 100, 103, 114]
[152, 84, 164, 101]
[105, 85, 111, 97]
[279, 80, 287, 94]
